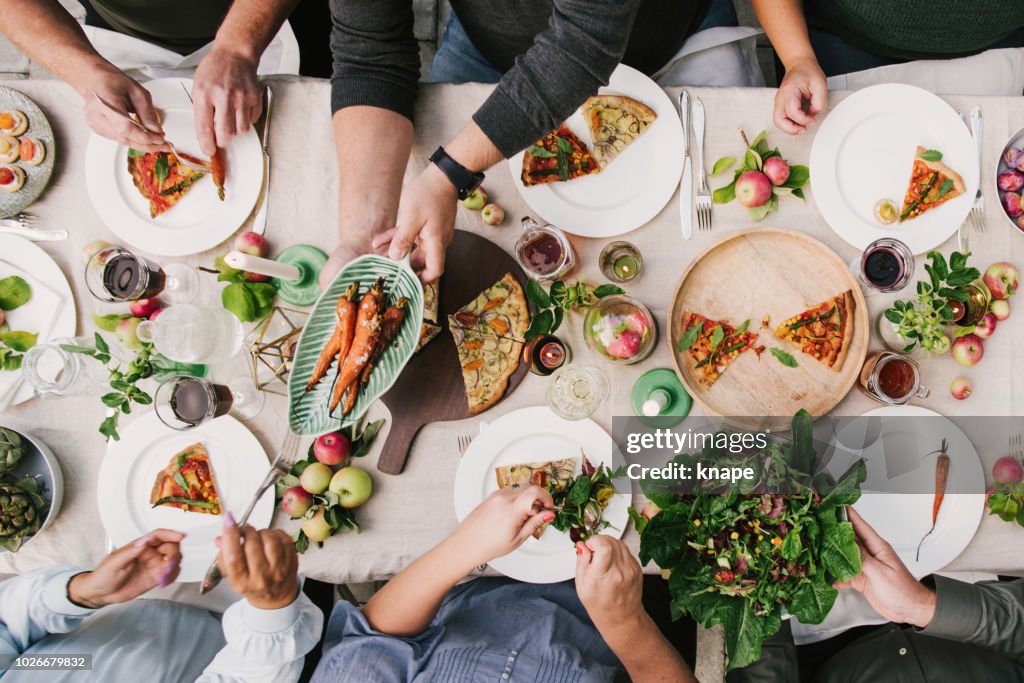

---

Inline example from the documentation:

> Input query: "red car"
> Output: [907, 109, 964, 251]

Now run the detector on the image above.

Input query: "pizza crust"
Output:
[582, 94, 657, 168]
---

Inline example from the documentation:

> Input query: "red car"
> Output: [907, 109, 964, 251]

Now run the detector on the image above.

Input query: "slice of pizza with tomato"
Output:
[128, 150, 205, 218]
[677, 313, 759, 388]
[898, 146, 965, 222]
[150, 442, 222, 515]
[521, 125, 600, 186]
[774, 291, 855, 370]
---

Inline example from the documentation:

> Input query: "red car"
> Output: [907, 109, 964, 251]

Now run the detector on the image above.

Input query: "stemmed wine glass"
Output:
[154, 374, 264, 430]
[851, 237, 915, 295]
[85, 246, 198, 304]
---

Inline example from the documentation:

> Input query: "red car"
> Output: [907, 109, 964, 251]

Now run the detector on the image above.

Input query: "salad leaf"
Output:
[788, 577, 838, 625]
[820, 521, 861, 582]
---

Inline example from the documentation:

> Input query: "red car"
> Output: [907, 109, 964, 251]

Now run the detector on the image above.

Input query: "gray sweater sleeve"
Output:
[922, 576, 1024, 663]
[473, 0, 643, 157]
[330, 0, 421, 121]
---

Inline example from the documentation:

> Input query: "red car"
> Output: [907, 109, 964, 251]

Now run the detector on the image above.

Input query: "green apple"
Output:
[459, 187, 488, 210]
[329, 466, 373, 508]
[299, 462, 333, 494]
[301, 508, 332, 543]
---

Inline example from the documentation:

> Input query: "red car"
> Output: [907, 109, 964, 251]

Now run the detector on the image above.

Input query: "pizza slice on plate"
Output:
[581, 95, 657, 169]
[128, 150, 205, 218]
[448, 273, 529, 415]
[774, 291, 855, 370]
[898, 146, 965, 222]
[677, 313, 759, 388]
[521, 125, 600, 186]
[150, 442, 222, 515]
[495, 457, 577, 538]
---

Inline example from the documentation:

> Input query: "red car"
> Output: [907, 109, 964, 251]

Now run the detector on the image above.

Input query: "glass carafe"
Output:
[136, 305, 244, 365]
[22, 337, 109, 399]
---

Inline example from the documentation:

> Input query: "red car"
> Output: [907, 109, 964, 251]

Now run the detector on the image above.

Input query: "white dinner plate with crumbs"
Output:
[810, 84, 978, 254]
[84, 78, 263, 256]
[97, 413, 274, 583]
[828, 406, 984, 579]
[454, 406, 630, 583]
[507, 64, 684, 238]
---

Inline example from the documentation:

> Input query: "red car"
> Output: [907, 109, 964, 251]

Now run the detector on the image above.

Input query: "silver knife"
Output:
[0, 222, 67, 241]
[678, 90, 693, 240]
[251, 85, 274, 236]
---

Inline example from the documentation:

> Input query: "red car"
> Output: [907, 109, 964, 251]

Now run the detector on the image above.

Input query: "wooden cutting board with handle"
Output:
[376, 230, 531, 475]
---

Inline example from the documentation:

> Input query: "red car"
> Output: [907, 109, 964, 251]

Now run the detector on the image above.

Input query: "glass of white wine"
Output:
[546, 365, 609, 420]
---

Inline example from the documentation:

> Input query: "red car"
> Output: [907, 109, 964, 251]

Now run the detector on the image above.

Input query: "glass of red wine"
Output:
[855, 238, 915, 294]
[515, 217, 577, 281]
[154, 374, 264, 430]
[85, 246, 197, 304]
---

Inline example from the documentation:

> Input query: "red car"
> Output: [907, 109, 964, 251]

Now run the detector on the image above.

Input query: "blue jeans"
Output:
[428, 0, 738, 85]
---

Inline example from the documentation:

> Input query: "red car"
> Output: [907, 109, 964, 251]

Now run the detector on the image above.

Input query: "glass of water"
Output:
[546, 365, 609, 420]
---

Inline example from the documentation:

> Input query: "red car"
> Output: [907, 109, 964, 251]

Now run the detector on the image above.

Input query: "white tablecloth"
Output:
[1, 78, 1022, 600]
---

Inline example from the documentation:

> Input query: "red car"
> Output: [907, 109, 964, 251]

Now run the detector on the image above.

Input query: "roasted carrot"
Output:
[329, 279, 383, 413]
[916, 438, 950, 561]
[210, 147, 226, 200]
[305, 283, 358, 393]
[358, 297, 408, 392]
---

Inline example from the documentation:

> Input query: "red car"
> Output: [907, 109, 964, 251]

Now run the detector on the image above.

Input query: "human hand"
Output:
[216, 514, 299, 610]
[192, 45, 262, 157]
[835, 506, 937, 628]
[375, 165, 457, 283]
[82, 67, 166, 152]
[67, 529, 184, 608]
[773, 57, 827, 135]
[575, 535, 644, 630]
[448, 486, 555, 569]
[319, 238, 387, 290]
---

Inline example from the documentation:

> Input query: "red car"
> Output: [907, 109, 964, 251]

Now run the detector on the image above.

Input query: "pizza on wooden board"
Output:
[150, 442, 222, 515]
[128, 150, 205, 218]
[521, 125, 600, 186]
[677, 313, 759, 388]
[899, 146, 965, 222]
[495, 457, 577, 538]
[448, 272, 530, 415]
[581, 95, 657, 169]
[774, 291, 855, 370]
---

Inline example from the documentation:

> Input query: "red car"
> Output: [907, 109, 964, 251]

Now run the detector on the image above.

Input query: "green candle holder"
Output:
[274, 244, 328, 306]
[630, 368, 691, 428]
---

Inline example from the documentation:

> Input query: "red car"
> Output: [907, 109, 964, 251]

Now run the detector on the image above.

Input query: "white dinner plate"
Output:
[0, 234, 76, 407]
[828, 406, 985, 578]
[453, 406, 630, 583]
[507, 64, 684, 238]
[84, 78, 263, 257]
[810, 84, 978, 254]
[96, 412, 275, 583]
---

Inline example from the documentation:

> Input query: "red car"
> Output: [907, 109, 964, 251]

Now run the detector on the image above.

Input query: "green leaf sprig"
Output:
[711, 130, 809, 221]
[209, 256, 279, 323]
[0, 275, 37, 371]
[883, 250, 980, 354]
[62, 333, 155, 441]
[524, 279, 624, 340]
[987, 481, 1024, 527]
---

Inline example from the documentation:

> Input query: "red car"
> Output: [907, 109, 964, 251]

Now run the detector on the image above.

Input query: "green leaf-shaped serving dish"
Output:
[288, 254, 424, 436]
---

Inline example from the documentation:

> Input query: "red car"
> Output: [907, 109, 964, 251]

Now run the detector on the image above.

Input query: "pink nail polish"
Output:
[156, 560, 175, 587]
[133, 533, 151, 548]
[224, 511, 236, 528]
[543, 514, 555, 523]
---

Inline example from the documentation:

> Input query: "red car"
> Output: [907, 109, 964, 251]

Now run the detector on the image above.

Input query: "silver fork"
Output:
[457, 434, 472, 455]
[969, 106, 984, 234]
[692, 98, 712, 231]
[200, 431, 301, 594]
[1012, 433, 1023, 464]
[92, 91, 210, 175]
[0, 212, 67, 241]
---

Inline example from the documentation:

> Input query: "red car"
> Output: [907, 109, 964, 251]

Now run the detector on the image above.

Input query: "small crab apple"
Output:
[129, 298, 161, 318]
[481, 203, 505, 226]
[763, 156, 790, 185]
[951, 334, 984, 366]
[990, 298, 1011, 321]
[950, 377, 972, 400]
[735, 171, 773, 208]
[313, 431, 351, 467]
[993, 456, 1024, 484]
[983, 262, 1020, 299]
[234, 231, 268, 257]
[974, 313, 997, 339]
[115, 316, 143, 349]
[459, 187, 487, 210]
[281, 486, 313, 518]
[998, 170, 1024, 192]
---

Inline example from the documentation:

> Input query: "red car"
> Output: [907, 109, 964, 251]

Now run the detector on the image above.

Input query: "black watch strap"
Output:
[429, 146, 485, 201]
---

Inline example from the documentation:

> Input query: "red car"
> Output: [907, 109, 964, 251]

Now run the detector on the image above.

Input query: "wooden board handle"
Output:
[376, 419, 424, 475]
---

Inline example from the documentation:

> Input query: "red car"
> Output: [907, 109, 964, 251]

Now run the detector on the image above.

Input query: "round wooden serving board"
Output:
[376, 230, 531, 475]
[668, 228, 869, 429]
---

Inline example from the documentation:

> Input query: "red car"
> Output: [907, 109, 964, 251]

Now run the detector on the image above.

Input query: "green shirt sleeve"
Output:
[922, 576, 1024, 663]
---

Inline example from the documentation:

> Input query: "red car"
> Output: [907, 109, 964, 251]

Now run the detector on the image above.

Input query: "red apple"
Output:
[951, 334, 984, 366]
[129, 298, 161, 318]
[243, 271, 271, 283]
[481, 203, 505, 226]
[990, 298, 1011, 321]
[763, 156, 790, 186]
[314, 431, 351, 467]
[974, 313, 997, 339]
[950, 377, 972, 400]
[983, 262, 1020, 299]
[993, 456, 1024, 484]
[149, 307, 165, 321]
[280, 486, 313, 518]
[625, 311, 650, 336]
[606, 330, 641, 359]
[735, 171, 773, 208]
[234, 231, 269, 257]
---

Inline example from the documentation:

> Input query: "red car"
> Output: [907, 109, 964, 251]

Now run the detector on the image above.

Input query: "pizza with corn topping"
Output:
[150, 442, 222, 515]
[773, 291, 854, 370]
[677, 313, 759, 388]
[521, 126, 600, 186]
[898, 147, 965, 222]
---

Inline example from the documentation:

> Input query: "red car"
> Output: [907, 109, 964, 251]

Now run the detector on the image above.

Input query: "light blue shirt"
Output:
[312, 578, 624, 682]
[0, 566, 323, 682]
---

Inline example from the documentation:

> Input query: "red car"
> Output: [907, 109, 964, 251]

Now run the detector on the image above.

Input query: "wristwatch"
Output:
[429, 146, 485, 201]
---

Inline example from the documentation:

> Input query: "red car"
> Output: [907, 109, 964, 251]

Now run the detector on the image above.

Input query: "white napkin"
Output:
[0, 260, 64, 408]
